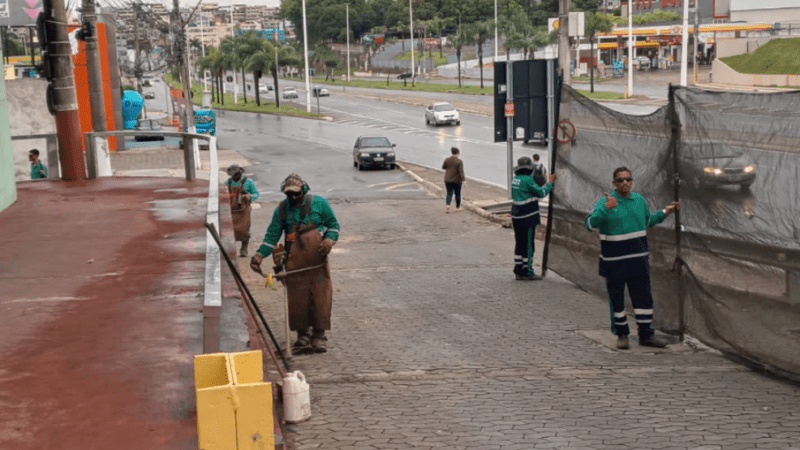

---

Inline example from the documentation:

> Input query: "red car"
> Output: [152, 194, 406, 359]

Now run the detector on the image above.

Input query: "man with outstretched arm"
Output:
[585, 166, 680, 350]
[250, 173, 340, 354]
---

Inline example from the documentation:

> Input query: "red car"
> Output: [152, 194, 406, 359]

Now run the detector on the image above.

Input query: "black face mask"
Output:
[232, 172, 242, 181]
[515, 168, 533, 176]
[286, 192, 303, 205]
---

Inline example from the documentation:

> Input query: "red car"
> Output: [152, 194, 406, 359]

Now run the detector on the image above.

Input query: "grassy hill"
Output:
[721, 38, 800, 75]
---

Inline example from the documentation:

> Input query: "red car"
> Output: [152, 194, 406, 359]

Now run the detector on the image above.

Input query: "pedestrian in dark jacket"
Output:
[585, 166, 680, 350]
[442, 147, 465, 213]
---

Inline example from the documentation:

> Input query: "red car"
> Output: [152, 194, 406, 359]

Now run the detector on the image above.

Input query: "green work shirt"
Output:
[224, 177, 259, 201]
[31, 161, 47, 179]
[256, 194, 340, 257]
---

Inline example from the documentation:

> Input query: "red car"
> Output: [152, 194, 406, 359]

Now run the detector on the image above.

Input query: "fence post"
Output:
[46, 134, 59, 180]
[669, 84, 686, 342]
[85, 133, 97, 179]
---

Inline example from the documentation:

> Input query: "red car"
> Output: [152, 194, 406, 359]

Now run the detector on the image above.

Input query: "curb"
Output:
[396, 161, 512, 228]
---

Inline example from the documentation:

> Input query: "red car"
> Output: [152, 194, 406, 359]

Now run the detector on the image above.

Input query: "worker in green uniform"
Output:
[511, 156, 557, 280]
[585, 166, 680, 350]
[29, 149, 47, 179]
[250, 173, 340, 354]
[225, 165, 259, 257]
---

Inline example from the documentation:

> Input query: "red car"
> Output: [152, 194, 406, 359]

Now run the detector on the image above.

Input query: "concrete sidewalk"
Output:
[0, 177, 249, 450]
[238, 162, 800, 450]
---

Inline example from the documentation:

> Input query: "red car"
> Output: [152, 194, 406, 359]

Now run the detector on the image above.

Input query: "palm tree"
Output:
[464, 20, 493, 89]
[451, 27, 471, 88]
[245, 38, 275, 107]
[424, 16, 453, 57]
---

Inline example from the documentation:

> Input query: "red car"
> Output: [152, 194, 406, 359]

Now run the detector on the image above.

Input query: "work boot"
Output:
[515, 273, 542, 281]
[239, 240, 248, 257]
[311, 330, 327, 353]
[616, 335, 630, 350]
[292, 332, 313, 354]
[639, 334, 670, 348]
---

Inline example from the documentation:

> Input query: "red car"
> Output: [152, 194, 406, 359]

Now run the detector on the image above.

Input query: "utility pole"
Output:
[680, 0, 689, 86]
[172, 0, 194, 133]
[409, 0, 414, 79]
[346, 3, 350, 82]
[82, 0, 108, 176]
[133, 5, 141, 92]
[693, 4, 700, 84]
[558, 0, 571, 85]
[44, 0, 86, 180]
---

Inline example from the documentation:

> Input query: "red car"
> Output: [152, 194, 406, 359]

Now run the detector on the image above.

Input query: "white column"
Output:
[680, 0, 689, 86]
[627, 2, 633, 97]
[302, 0, 311, 112]
[409, 0, 415, 78]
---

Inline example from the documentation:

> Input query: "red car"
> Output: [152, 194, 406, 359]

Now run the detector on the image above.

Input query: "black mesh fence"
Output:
[547, 85, 800, 379]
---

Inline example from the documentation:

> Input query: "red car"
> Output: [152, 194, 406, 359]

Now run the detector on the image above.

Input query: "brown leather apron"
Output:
[278, 223, 332, 331]
[227, 178, 251, 242]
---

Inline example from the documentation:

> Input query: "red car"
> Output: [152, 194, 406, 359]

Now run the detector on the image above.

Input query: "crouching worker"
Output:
[250, 173, 340, 354]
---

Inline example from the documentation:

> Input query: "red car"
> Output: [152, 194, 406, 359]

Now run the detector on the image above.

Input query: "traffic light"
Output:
[74, 21, 93, 41]
[35, 0, 59, 82]
[35, 9, 57, 81]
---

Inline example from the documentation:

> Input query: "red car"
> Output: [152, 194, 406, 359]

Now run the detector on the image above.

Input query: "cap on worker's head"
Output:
[515, 156, 534, 171]
[226, 164, 244, 176]
[282, 172, 305, 193]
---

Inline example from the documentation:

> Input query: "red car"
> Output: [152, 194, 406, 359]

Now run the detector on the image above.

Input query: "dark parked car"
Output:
[353, 136, 396, 170]
[134, 119, 165, 142]
[396, 71, 412, 79]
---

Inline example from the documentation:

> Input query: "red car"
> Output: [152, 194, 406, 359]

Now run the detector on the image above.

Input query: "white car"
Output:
[425, 102, 460, 126]
[312, 87, 330, 97]
[282, 87, 298, 99]
[258, 84, 274, 95]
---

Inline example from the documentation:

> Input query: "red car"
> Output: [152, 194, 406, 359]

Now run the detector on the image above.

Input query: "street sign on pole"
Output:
[504, 102, 515, 117]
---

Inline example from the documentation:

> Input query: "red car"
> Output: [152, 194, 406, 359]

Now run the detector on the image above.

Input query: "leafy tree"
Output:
[585, 11, 614, 92]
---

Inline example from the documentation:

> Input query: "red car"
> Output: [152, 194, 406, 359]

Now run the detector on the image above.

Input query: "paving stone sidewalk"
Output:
[236, 161, 800, 450]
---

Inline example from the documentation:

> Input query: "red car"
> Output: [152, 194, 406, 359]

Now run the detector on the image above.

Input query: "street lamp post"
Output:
[680, 0, 689, 86]
[346, 3, 350, 82]
[409, 0, 414, 79]
[494, 0, 498, 63]
[302, 0, 311, 112]
[627, 0, 633, 97]
[230, 0, 238, 103]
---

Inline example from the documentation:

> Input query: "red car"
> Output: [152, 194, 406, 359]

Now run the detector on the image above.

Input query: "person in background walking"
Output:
[29, 149, 47, 179]
[511, 156, 556, 280]
[442, 147, 465, 213]
[585, 166, 680, 350]
[225, 164, 259, 257]
[532, 153, 547, 186]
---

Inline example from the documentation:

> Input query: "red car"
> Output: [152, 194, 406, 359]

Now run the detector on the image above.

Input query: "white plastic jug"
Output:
[283, 370, 311, 423]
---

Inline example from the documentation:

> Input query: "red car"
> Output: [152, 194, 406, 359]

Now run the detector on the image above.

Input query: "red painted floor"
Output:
[0, 179, 217, 449]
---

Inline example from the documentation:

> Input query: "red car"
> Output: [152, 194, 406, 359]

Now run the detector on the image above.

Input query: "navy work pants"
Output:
[606, 275, 655, 339]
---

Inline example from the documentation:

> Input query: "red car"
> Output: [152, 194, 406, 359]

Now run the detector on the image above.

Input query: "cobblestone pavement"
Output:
[236, 161, 800, 450]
